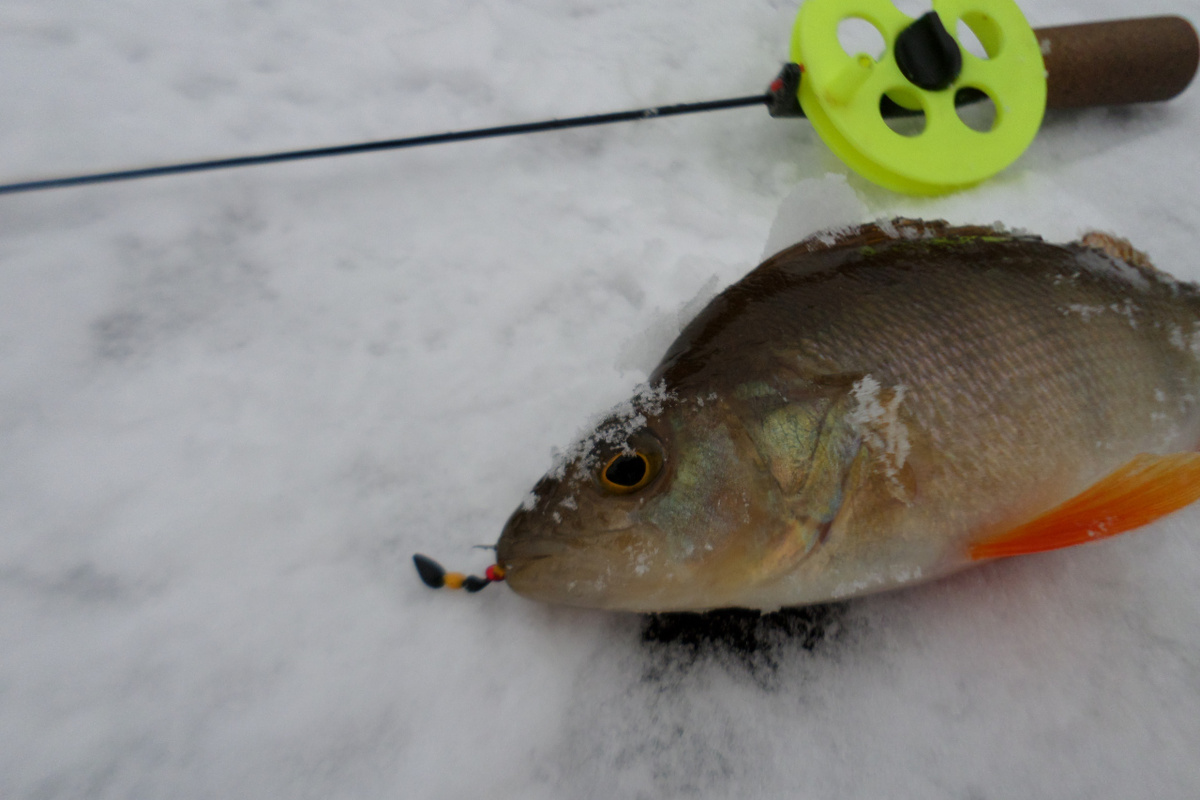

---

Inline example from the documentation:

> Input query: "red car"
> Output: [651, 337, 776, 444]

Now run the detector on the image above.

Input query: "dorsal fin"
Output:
[1078, 231, 1156, 271]
[758, 218, 1022, 268]
[970, 453, 1200, 560]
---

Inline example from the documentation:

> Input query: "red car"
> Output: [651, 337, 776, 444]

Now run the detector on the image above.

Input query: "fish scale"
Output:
[496, 220, 1200, 611]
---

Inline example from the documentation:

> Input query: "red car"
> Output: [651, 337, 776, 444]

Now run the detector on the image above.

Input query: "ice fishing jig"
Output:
[412, 554, 505, 594]
[0, 4, 1196, 197]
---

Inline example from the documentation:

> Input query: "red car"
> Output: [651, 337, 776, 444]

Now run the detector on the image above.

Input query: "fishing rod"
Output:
[0, 9, 1196, 197]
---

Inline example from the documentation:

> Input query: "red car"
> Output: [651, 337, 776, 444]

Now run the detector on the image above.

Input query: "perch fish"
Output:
[496, 220, 1200, 612]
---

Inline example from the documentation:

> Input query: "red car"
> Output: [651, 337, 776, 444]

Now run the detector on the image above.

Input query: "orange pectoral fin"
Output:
[970, 453, 1200, 561]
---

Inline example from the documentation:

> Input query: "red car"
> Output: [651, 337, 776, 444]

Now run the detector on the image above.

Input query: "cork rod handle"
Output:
[1036, 16, 1199, 108]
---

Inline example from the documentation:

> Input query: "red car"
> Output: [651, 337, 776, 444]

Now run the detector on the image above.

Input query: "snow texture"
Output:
[2, 0, 1200, 797]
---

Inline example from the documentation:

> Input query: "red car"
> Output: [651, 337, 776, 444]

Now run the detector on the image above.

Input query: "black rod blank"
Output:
[0, 94, 770, 196]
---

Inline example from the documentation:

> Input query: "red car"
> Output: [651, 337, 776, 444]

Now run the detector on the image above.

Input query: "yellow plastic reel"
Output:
[791, 0, 1046, 194]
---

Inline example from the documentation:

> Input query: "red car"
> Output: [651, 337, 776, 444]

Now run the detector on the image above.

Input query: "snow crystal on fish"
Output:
[848, 375, 912, 502]
[547, 381, 674, 479]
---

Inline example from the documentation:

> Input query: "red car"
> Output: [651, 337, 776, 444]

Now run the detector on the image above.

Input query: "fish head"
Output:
[497, 379, 858, 611]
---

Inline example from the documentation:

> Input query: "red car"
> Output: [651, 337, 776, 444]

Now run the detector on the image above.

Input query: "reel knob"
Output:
[790, 0, 1047, 194]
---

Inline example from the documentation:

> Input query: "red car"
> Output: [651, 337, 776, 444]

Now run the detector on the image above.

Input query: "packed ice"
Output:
[2, 0, 1200, 798]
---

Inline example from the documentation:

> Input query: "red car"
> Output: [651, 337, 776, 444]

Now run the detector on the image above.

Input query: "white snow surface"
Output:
[3, 1, 1200, 797]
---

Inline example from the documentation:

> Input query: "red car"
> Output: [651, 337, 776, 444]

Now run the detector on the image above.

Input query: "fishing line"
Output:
[0, 94, 771, 196]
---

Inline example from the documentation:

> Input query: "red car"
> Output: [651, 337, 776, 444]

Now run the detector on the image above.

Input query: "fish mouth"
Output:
[498, 536, 570, 562]
[496, 527, 643, 581]
[498, 526, 633, 553]
[497, 511, 642, 561]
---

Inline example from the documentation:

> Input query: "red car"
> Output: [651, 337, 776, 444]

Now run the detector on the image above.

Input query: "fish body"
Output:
[496, 220, 1200, 612]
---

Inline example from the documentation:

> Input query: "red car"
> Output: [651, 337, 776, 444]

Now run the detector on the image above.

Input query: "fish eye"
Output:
[599, 450, 659, 494]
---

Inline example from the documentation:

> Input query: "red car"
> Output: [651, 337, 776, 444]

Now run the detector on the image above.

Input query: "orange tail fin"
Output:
[970, 453, 1200, 561]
